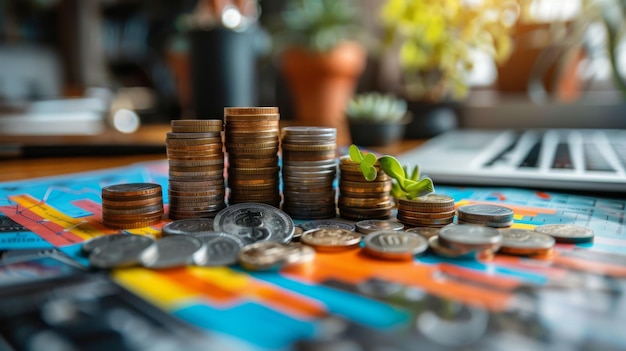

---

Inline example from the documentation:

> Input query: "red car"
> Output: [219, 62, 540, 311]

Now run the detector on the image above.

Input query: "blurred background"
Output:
[0, 0, 625, 143]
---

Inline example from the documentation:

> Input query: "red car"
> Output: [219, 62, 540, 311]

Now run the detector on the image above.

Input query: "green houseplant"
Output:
[377, 0, 517, 138]
[346, 92, 410, 146]
[272, 0, 367, 146]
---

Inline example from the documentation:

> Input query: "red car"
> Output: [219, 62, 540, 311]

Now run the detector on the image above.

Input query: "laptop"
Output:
[397, 128, 626, 192]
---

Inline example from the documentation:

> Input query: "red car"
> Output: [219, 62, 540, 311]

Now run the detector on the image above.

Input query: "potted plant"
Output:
[377, 0, 517, 138]
[346, 92, 410, 147]
[272, 0, 367, 146]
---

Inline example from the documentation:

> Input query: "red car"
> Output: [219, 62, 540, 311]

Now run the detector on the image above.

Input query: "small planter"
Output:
[348, 115, 411, 147]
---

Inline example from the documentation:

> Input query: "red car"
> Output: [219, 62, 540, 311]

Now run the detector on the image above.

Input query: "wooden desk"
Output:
[1, 124, 425, 182]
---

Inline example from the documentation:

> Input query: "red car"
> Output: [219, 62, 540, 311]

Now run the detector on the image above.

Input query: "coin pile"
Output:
[456, 204, 514, 227]
[396, 194, 456, 228]
[224, 107, 281, 207]
[338, 156, 393, 220]
[429, 223, 502, 258]
[101, 183, 164, 229]
[281, 126, 338, 219]
[166, 119, 226, 219]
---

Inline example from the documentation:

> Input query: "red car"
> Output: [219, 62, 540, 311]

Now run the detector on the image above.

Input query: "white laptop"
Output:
[396, 129, 626, 192]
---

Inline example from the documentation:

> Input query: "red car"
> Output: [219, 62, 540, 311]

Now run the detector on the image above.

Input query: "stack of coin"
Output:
[430, 223, 502, 258]
[338, 156, 393, 220]
[456, 204, 514, 228]
[498, 228, 555, 256]
[224, 107, 281, 207]
[166, 119, 226, 219]
[101, 183, 164, 229]
[281, 126, 337, 219]
[396, 194, 456, 228]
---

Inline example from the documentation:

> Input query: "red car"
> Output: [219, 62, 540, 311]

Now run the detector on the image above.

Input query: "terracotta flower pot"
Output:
[280, 42, 366, 146]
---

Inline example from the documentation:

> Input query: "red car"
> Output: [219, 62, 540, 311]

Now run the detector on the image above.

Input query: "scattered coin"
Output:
[427, 236, 468, 258]
[438, 224, 502, 254]
[363, 231, 428, 260]
[356, 219, 404, 234]
[81, 233, 129, 255]
[140, 235, 206, 269]
[213, 203, 295, 244]
[299, 220, 355, 232]
[237, 241, 314, 271]
[533, 224, 594, 243]
[498, 228, 555, 256]
[89, 234, 155, 269]
[162, 218, 215, 236]
[405, 227, 441, 239]
[193, 232, 246, 266]
[456, 204, 514, 228]
[300, 228, 362, 252]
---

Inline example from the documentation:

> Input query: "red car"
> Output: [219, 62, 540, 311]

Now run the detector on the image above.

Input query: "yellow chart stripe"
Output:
[113, 267, 201, 310]
[10, 194, 104, 240]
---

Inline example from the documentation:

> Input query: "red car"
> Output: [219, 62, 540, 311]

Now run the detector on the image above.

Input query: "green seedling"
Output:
[348, 144, 434, 199]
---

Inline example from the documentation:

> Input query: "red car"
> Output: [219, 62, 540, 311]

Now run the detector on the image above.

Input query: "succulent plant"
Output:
[349, 144, 434, 200]
[346, 92, 408, 122]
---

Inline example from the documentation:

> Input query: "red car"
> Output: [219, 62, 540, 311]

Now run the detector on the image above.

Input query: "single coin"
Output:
[213, 203, 295, 244]
[89, 234, 155, 269]
[356, 220, 404, 234]
[457, 204, 514, 222]
[193, 231, 246, 266]
[498, 228, 555, 256]
[292, 226, 305, 242]
[161, 218, 215, 236]
[102, 183, 162, 198]
[533, 224, 594, 243]
[397, 194, 455, 213]
[438, 224, 502, 249]
[405, 227, 441, 239]
[81, 233, 129, 255]
[224, 106, 279, 115]
[237, 241, 302, 271]
[140, 235, 206, 269]
[428, 236, 466, 258]
[299, 220, 355, 232]
[300, 228, 362, 252]
[363, 231, 428, 260]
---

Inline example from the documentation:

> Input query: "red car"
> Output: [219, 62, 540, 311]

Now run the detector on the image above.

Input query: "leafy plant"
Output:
[346, 92, 408, 122]
[272, 0, 362, 52]
[349, 145, 434, 199]
[380, 0, 518, 100]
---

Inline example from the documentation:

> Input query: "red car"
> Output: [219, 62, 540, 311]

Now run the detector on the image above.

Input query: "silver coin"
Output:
[439, 224, 502, 247]
[457, 204, 514, 222]
[162, 218, 215, 236]
[82, 233, 129, 254]
[499, 228, 555, 255]
[363, 231, 428, 260]
[299, 219, 355, 232]
[356, 220, 404, 234]
[533, 224, 594, 243]
[89, 234, 155, 269]
[140, 235, 206, 269]
[405, 227, 441, 239]
[193, 231, 246, 266]
[237, 241, 306, 271]
[214, 203, 295, 244]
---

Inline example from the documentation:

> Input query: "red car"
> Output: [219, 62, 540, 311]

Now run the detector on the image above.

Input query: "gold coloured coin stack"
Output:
[281, 127, 338, 219]
[166, 119, 226, 219]
[396, 194, 456, 228]
[102, 183, 164, 229]
[224, 107, 281, 207]
[338, 156, 393, 220]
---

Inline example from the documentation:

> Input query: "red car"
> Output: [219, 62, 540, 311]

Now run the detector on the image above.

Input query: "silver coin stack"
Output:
[338, 156, 393, 220]
[281, 127, 338, 219]
[166, 119, 226, 219]
[429, 224, 503, 258]
[456, 204, 514, 227]
[224, 107, 281, 207]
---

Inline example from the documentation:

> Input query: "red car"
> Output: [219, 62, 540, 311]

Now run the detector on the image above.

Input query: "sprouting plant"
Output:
[349, 144, 434, 199]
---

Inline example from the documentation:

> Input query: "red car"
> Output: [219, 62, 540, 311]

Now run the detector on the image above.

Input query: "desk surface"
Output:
[2, 125, 626, 350]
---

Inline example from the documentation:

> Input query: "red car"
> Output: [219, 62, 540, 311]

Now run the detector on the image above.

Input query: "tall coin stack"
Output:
[102, 183, 164, 229]
[338, 156, 393, 220]
[281, 127, 338, 220]
[396, 194, 456, 228]
[224, 107, 281, 207]
[166, 119, 226, 219]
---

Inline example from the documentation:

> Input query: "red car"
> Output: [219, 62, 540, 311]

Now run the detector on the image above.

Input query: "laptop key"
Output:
[584, 143, 614, 172]
[552, 143, 573, 169]
[519, 141, 541, 168]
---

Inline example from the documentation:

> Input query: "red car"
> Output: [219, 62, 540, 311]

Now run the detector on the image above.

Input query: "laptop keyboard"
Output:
[483, 130, 626, 174]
